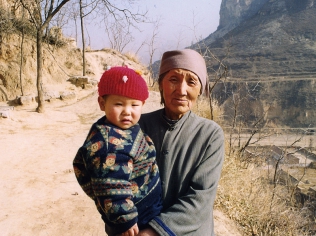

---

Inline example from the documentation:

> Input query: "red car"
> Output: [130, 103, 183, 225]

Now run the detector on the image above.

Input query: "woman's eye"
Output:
[188, 78, 198, 85]
[169, 76, 177, 82]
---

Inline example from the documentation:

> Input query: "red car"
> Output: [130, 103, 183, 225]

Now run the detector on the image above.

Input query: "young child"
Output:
[73, 66, 162, 236]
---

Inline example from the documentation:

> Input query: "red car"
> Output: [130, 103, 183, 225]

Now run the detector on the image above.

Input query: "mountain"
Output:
[203, 0, 316, 79]
[194, 0, 316, 128]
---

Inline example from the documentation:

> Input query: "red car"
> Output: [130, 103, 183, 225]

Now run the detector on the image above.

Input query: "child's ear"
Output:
[98, 96, 106, 111]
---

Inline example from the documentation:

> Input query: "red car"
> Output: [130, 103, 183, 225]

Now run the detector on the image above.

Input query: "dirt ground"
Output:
[0, 87, 241, 236]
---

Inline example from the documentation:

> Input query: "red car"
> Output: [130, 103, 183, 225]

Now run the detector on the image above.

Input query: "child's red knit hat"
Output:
[98, 66, 149, 101]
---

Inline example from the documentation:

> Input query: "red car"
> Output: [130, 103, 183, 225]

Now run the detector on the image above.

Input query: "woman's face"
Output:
[160, 69, 201, 120]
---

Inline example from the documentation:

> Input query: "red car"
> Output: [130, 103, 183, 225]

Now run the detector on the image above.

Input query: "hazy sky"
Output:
[77, 0, 222, 64]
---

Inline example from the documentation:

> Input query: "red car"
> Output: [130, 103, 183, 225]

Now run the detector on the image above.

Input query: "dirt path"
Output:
[0, 89, 240, 236]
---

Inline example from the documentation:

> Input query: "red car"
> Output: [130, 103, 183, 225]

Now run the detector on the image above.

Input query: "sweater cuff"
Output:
[103, 215, 138, 235]
[148, 217, 176, 236]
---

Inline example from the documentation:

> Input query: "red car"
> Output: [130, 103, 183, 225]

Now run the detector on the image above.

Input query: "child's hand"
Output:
[116, 223, 139, 236]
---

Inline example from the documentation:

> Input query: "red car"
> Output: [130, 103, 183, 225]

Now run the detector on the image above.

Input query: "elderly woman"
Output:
[138, 49, 225, 236]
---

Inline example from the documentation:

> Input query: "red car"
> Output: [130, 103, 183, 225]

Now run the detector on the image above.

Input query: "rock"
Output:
[44, 90, 60, 101]
[82, 79, 98, 89]
[0, 110, 10, 118]
[86, 69, 95, 75]
[218, 0, 268, 30]
[90, 79, 98, 86]
[0, 106, 14, 118]
[309, 162, 316, 169]
[16, 95, 35, 105]
[60, 91, 76, 100]
[83, 84, 94, 89]
[68, 76, 91, 88]
[67, 76, 98, 90]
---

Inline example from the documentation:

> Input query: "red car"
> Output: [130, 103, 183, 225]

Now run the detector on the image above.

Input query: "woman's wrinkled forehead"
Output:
[170, 68, 196, 76]
[160, 69, 200, 84]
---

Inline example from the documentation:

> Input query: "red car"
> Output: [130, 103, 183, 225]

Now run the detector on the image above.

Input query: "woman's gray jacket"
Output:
[139, 109, 225, 236]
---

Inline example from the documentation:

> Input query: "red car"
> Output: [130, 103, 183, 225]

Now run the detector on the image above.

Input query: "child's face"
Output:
[98, 95, 144, 129]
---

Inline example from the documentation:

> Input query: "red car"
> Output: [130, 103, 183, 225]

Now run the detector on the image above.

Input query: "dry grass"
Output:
[124, 52, 140, 64]
[193, 96, 222, 122]
[215, 152, 316, 235]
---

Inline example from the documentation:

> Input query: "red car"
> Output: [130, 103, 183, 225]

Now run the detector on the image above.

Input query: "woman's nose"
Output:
[176, 81, 188, 95]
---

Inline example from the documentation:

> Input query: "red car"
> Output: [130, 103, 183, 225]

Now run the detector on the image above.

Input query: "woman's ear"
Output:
[158, 82, 163, 92]
[98, 96, 106, 111]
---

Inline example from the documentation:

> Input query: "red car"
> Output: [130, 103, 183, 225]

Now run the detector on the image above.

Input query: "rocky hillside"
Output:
[204, 0, 316, 78]
[196, 0, 316, 128]
[0, 34, 149, 103]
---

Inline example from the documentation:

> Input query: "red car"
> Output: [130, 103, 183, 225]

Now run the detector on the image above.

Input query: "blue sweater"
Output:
[73, 116, 162, 235]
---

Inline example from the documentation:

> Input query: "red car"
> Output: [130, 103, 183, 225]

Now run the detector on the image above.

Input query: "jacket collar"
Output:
[160, 109, 192, 131]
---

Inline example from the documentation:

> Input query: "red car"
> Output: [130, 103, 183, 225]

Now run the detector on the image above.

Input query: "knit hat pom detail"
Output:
[98, 66, 149, 101]
[122, 75, 128, 83]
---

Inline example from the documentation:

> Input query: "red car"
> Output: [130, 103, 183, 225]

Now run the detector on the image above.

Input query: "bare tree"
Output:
[19, 6, 26, 96]
[66, 0, 147, 75]
[19, 0, 70, 113]
[43, 4, 72, 51]
[78, 0, 99, 76]
[238, 108, 271, 155]
[269, 137, 303, 210]
[97, 1, 147, 52]
[103, 17, 134, 52]
[146, 18, 160, 86]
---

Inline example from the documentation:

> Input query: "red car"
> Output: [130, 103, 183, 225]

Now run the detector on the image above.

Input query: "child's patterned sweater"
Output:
[73, 116, 162, 235]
